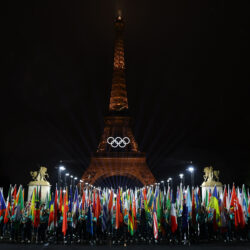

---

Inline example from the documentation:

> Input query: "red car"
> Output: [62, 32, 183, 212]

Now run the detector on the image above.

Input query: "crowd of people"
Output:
[0, 183, 250, 245]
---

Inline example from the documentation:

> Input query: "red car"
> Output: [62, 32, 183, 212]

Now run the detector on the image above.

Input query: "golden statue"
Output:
[213, 170, 220, 182]
[203, 166, 214, 182]
[28, 166, 50, 203]
[202, 166, 222, 187]
[30, 166, 49, 183]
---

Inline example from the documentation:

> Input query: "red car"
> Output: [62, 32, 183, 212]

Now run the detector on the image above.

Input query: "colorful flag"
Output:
[0, 189, 6, 217]
[86, 204, 93, 236]
[4, 185, 12, 224]
[33, 186, 40, 228]
[62, 189, 68, 236]
[153, 197, 158, 239]
[48, 193, 55, 227]
[170, 195, 178, 233]
[208, 186, 221, 228]
[128, 193, 134, 236]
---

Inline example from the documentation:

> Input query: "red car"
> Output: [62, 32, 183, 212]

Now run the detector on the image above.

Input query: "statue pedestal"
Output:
[28, 181, 51, 203]
[201, 180, 223, 203]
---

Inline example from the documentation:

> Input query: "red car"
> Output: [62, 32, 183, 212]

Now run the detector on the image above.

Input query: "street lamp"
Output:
[179, 173, 184, 186]
[70, 175, 74, 186]
[80, 180, 83, 194]
[74, 177, 77, 187]
[167, 177, 173, 188]
[64, 173, 70, 187]
[187, 165, 195, 187]
[58, 164, 65, 188]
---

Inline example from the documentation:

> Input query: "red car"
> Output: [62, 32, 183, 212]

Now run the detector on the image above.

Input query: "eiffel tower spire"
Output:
[109, 15, 128, 112]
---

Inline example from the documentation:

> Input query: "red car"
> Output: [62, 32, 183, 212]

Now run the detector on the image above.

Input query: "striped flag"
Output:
[153, 197, 158, 239]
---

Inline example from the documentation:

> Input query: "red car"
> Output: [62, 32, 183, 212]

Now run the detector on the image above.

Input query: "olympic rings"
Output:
[107, 137, 130, 148]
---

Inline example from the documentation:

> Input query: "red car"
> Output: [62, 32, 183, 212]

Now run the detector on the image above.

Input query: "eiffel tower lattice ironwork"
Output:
[81, 15, 155, 186]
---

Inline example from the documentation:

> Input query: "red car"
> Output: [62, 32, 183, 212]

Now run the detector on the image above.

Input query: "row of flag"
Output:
[0, 184, 250, 239]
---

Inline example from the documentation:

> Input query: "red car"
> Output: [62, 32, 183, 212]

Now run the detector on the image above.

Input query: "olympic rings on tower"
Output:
[107, 137, 130, 148]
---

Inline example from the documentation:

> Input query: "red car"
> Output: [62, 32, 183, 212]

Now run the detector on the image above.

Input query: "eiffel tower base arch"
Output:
[81, 155, 155, 186]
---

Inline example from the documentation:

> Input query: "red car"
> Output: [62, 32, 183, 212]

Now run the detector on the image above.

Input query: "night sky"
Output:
[1, 0, 250, 191]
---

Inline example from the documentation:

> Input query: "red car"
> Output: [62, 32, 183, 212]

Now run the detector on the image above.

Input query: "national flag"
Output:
[208, 186, 221, 228]
[59, 187, 62, 213]
[204, 189, 209, 208]
[11, 185, 17, 216]
[48, 193, 55, 227]
[191, 188, 196, 226]
[153, 197, 158, 239]
[68, 186, 73, 213]
[108, 189, 113, 212]
[95, 190, 101, 221]
[81, 188, 85, 211]
[115, 189, 121, 229]
[62, 189, 68, 236]
[15, 186, 24, 220]
[222, 186, 228, 210]
[102, 196, 108, 232]
[0, 189, 6, 217]
[128, 193, 134, 236]
[86, 204, 93, 236]
[242, 185, 248, 219]
[170, 194, 178, 233]
[4, 185, 12, 224]
[73, 187, 79, 228]
[30, 188, 36, 222]
[34, 186, 40, 228]
[54, 187, 58, 227]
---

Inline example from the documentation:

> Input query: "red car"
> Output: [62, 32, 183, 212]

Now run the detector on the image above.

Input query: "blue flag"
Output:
[87, 205, 93, 235]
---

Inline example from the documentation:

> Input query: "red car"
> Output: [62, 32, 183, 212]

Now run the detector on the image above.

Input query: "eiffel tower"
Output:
[81, 15, 155, 186]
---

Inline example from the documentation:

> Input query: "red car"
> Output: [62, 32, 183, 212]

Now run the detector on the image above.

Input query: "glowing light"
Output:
[70, 175, 73, 178]
[188, 166, 194, 173]
[179, 173, 184, 179]
[80, 180, 83, 183]
[59, 166, 65, 171]
[65, 173, 70, 176]
[74, 177, 77, 180]
[107, 137, 130, 148]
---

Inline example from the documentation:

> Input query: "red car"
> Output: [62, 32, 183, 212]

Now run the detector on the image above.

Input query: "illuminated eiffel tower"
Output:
[81, 15, 155, 186]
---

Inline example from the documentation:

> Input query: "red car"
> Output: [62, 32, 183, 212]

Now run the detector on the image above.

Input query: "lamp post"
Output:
[80, 180, 83, 195]
[70, 175, 74, 186]
[65, 173, 70, 188]
[58, 165, 65, 188]
[74, 177, 77, 189]
[187, 166, 195, 187]
[167, 177, 172, 189]
[169, 177, 173, 189]
[179, 173, 184, 186]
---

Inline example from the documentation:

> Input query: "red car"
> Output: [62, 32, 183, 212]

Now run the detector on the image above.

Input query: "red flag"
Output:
[11, 185, 17, 216]
[54, 188, 58, 227]
[170, 203, 178, 233]
[208, 189, 211, 203]
[108, 190, 113, 212]
[230, 185, 245, 228]
[81, 189, 85, 211]
[95, 191, 101, 220]
[115, 189, 120, 229]
[191, 189, 196, 226]
[34, 187, 40, 228]
[59, 188, 63, 213]
[62, 191, 68, 236]
[92, 191, 96, 214]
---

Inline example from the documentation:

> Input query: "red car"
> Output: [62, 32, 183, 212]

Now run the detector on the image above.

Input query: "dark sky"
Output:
[1, 0, 250, 190]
